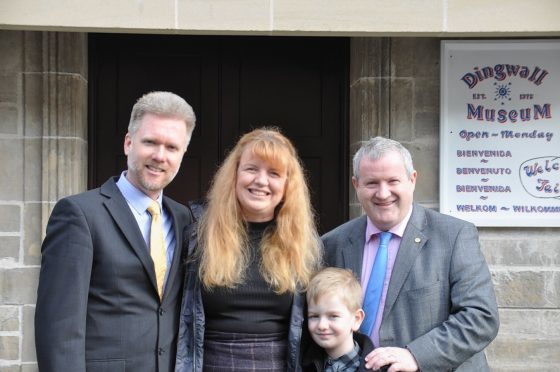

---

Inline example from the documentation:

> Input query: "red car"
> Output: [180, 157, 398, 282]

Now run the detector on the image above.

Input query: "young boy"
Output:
[303, 267, 375, 372]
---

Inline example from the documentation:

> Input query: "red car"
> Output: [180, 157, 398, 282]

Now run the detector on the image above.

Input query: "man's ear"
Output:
[410, 169, 418, 185]
[124, 133, 132, 156]
[352, 309, 365, 332]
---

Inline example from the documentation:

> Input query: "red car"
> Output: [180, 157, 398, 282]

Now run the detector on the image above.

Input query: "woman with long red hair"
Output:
[176, 127, 321, 371]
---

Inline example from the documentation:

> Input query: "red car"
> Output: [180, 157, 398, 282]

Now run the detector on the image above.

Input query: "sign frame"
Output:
[440, 40, 560, 227]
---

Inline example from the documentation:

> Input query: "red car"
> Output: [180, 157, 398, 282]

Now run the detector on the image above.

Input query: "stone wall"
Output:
[349, 37, 560, 371]
[0, 30, 88, 371]
[0, 31, 558, 370]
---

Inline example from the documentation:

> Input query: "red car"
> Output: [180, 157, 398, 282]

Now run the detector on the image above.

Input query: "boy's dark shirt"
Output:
[324, 341, 360, 371]
[302, 332, 375, 372]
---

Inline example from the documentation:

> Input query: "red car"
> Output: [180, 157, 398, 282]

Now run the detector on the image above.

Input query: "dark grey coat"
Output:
[35, 177, 191, 372]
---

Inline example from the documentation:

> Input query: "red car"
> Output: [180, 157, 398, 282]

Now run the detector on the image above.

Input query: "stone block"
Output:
[489, 360, 559, 372]
[492, 269, 560, 308]
[480, 227, 560, 239]
[1, 365, 22, 372]
[0, 335, 19, 360]
[23, 139, 42, 202]
[0, 72, 18, 102]
[50, 33, 88, 77]
[24, 202, 42, 266]
[407, 139, 439, 205]
[23, 72, 87, 138]
[22, 73, 44, 137]
[497, 309, 560, 339]
[43, 138, 88, 202]
[23, 31, 43, 73]
[390, 78, 413, 141]
[45, 74, 88, 139]
[4, 0, 178, 35]
[22, 305, 36, 362]
[414, 112, 438, 139]
[447, 0, 560, 34]
[0, 267, 40, 304]
[412, 77, 439, 146]
[350, 38, 390, 81]
[22, 364, 39, 372]
[179, 0, 269, 31]
[350, 77, 390, 140]
[391, 38, 440, 79]
[0, 205, 21, 232]
[0, 31, 23, 71]
[0, 73, 19, 135]
[20, 31, 88, 79]
[274, 1, 443, 33]
[0, 103, 18, 135]
[486, 336, 560, 367]
[414, 78, 439, 113]
[0, 139, 24, 201]
[348, 83, 363, 145]
[0, 236, 19, 262]
[481, 232, 560, 266]
[0, 306, 19, 331]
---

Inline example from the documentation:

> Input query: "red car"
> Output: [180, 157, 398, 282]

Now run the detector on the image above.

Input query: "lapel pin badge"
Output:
[414, 237, 421, 243]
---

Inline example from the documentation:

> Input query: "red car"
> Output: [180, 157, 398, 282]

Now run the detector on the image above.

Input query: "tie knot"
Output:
[379, 231, 392, 245]
[147, 201, 161, 217]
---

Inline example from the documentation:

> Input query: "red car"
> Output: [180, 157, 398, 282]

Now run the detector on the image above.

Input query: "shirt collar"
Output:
[365, 203, 414, 240]
[324, 341, 361, 371]
[116, 171, 163, 214]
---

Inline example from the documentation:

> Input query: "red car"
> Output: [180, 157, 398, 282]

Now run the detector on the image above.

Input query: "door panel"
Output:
[89, 35, 348, 233]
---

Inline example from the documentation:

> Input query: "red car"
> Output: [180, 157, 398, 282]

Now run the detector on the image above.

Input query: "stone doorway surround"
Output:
[1, 30, 559, 371]
[0, 31, 445, 370]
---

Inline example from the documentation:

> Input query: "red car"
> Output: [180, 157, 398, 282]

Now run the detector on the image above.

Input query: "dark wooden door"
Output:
[89, 34, 348, 233]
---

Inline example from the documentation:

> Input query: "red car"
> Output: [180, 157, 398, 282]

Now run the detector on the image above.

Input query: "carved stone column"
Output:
[0, 30, 87, 369]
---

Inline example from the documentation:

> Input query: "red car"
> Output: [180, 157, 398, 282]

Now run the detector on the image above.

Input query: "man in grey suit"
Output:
[322, 137, 499, 371]
[35, 91, 196, 372]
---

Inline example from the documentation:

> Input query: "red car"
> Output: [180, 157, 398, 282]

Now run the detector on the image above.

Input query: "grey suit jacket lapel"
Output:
[343, 216, 368, 278]
[383, 204, 427, 319]
[100, 178, 159, 294]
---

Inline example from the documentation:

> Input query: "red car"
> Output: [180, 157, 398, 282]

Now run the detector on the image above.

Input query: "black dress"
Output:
[201, 221, 293, 372]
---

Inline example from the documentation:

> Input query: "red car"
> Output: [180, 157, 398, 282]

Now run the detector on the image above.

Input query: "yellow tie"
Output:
[147, 201, 166, 301]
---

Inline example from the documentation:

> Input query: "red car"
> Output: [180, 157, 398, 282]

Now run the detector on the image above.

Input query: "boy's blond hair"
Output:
[306, 267, 363, 312]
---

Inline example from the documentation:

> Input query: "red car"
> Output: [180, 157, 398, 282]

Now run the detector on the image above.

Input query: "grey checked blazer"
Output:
[322, 203, 499, 372]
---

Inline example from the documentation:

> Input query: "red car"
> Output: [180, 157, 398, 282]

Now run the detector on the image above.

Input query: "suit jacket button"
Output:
[159, 308, 164, 316]
[158, 347, 165, 355]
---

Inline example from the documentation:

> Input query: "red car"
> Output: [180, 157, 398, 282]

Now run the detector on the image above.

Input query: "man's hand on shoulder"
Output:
[364, 346, 419, 372]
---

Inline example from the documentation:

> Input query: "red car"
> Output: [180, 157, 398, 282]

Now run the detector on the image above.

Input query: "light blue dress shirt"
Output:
[116, 172, 177, 291]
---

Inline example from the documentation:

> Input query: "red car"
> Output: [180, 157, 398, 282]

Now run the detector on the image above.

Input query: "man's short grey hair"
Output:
[352, 137, 415, 179]
[128, 91, 196, 138]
